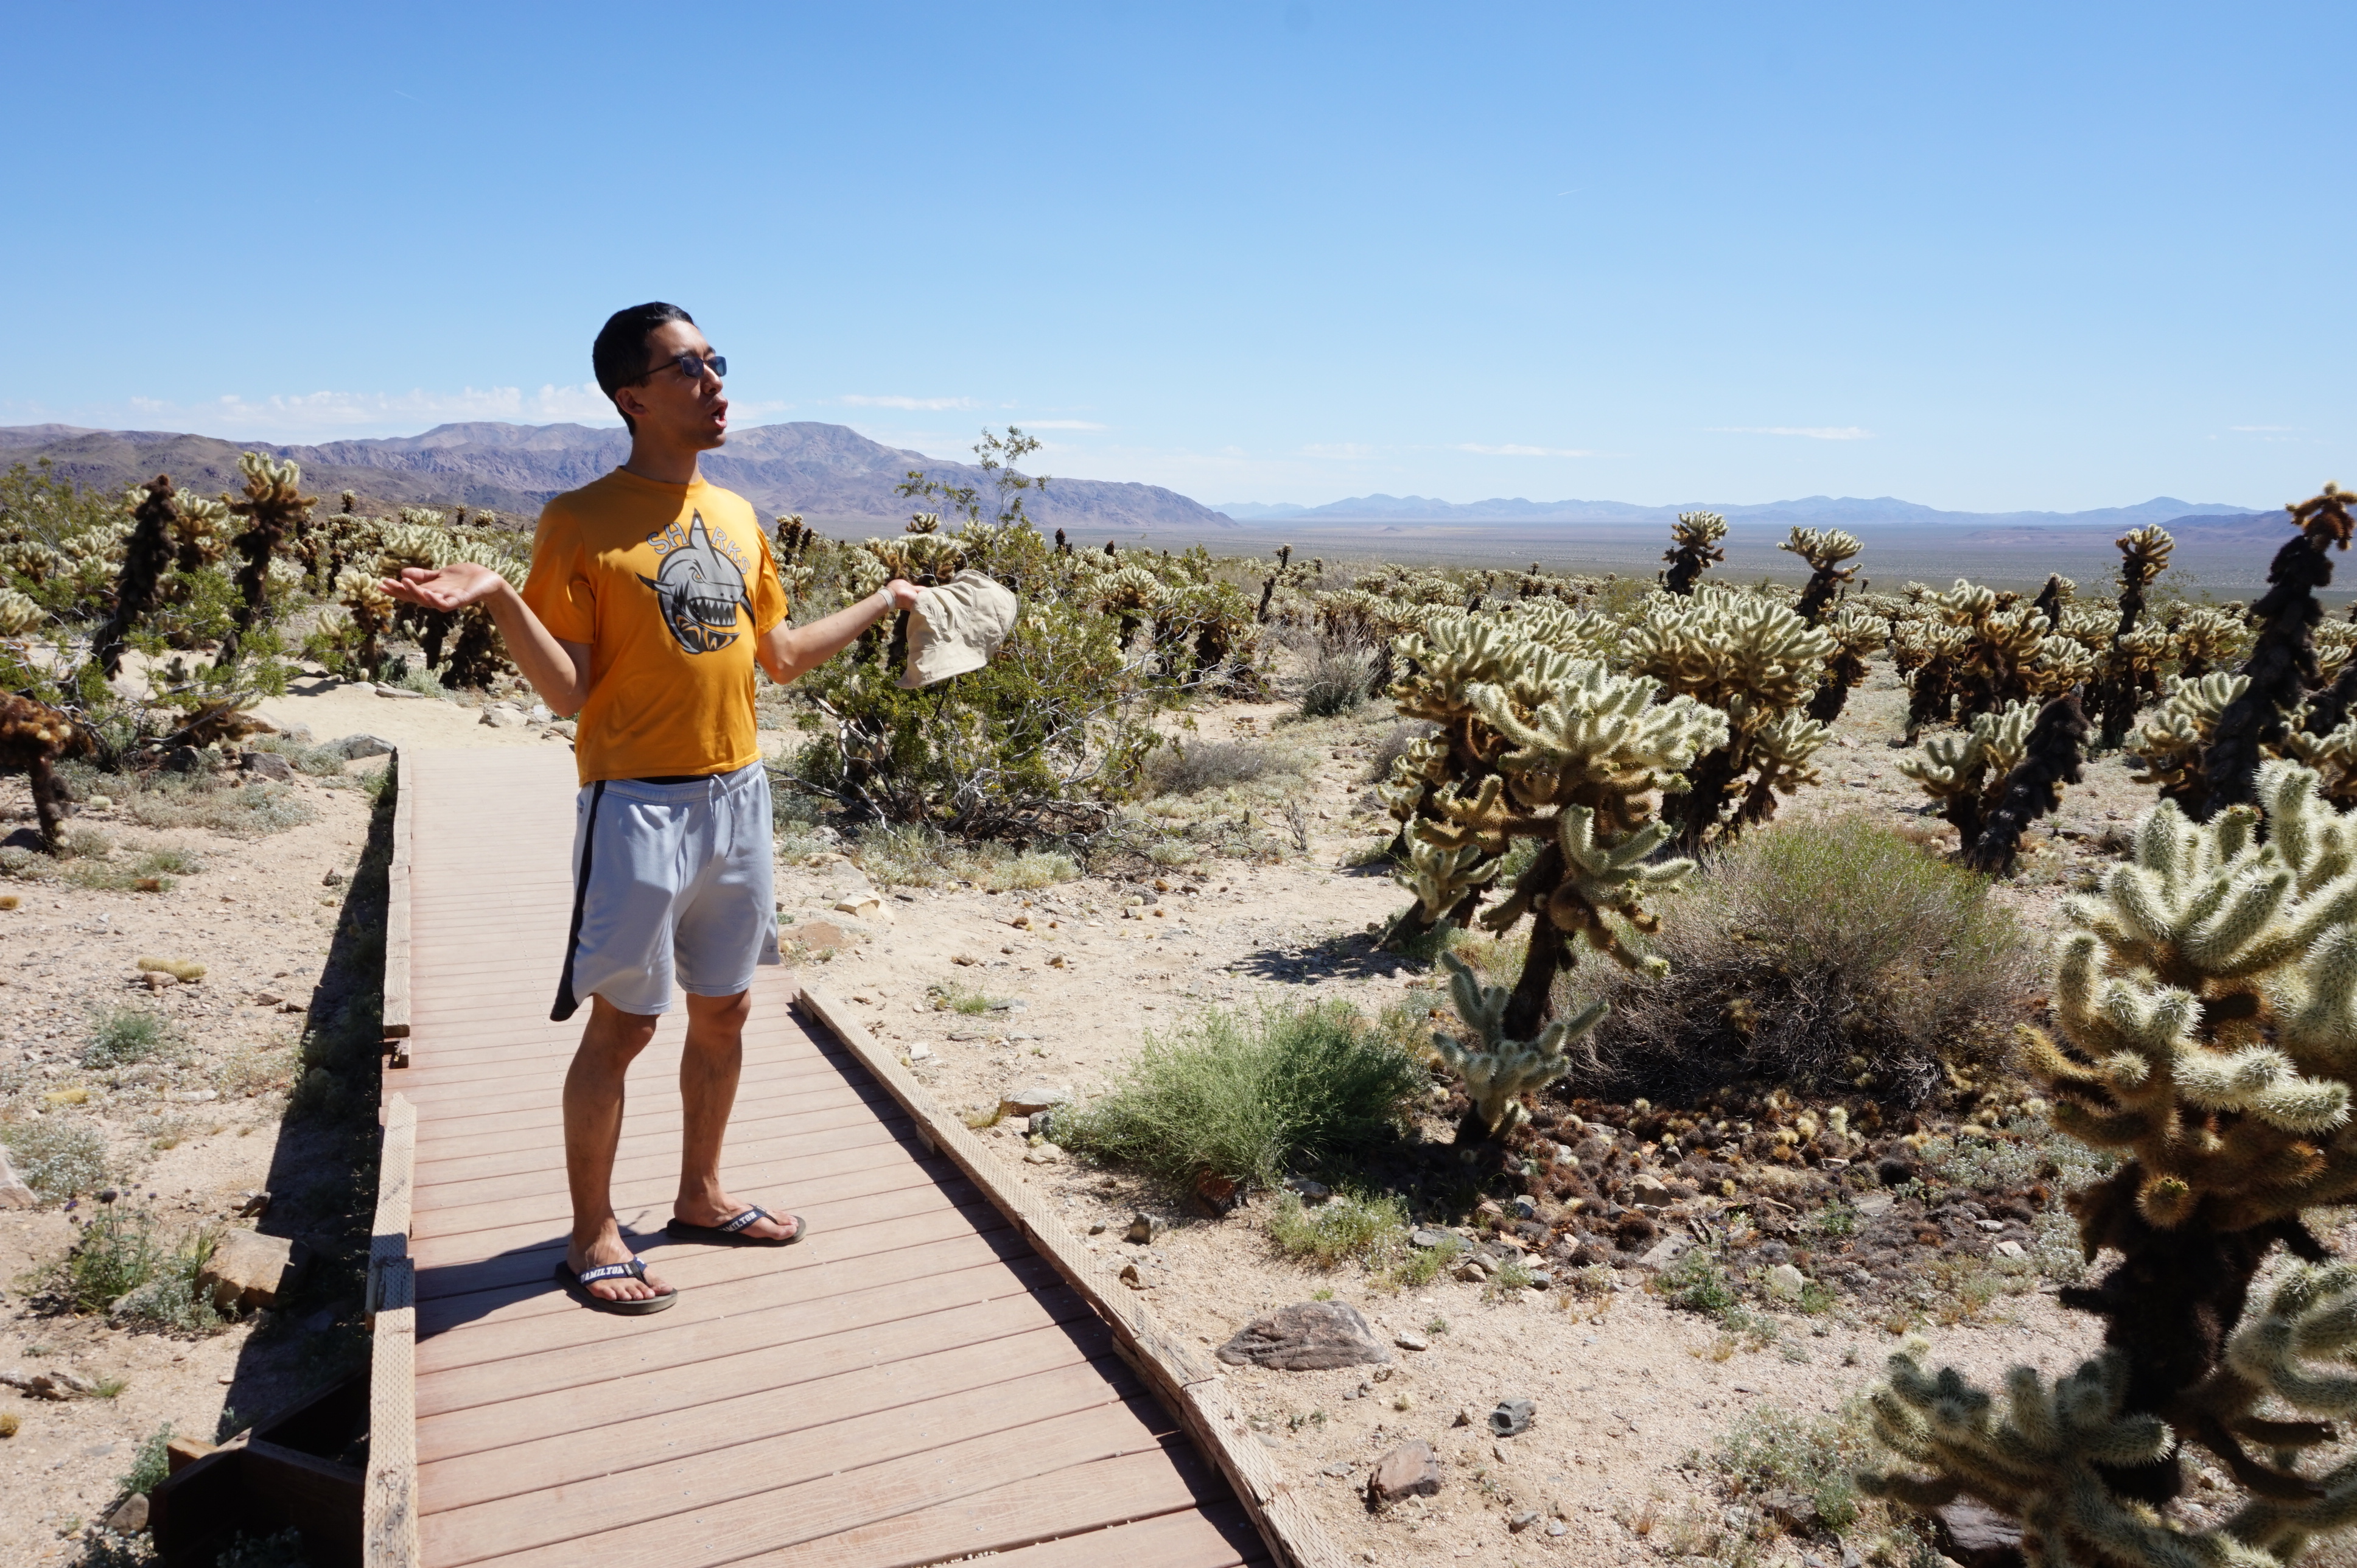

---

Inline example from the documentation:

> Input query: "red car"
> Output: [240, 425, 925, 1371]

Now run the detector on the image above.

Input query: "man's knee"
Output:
[683, 989, 751, 1037]
[578, 996, 660, 1062]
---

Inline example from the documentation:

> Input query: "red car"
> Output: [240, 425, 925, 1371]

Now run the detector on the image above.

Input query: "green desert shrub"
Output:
[58, 1206, 167, 1313]
[123, 777, 314, 838]
[1711, 1402, 1875, 1533]
[1143, 739, 1291, 797]
[2, 1116, 109, 1199]
[83, 1007, 174, 1068]
[1055, 1000, 1423, 1191]
[1593, 813, 2031, 1105]
[1266, 1191, 1409, 1269]
[851, 821, 1079, 889]
[110, 1228, 226, 1334]
[119, 1423, 174, 1496]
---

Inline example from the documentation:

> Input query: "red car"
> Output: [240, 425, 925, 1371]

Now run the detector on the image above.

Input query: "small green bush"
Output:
[1659, 1245, 1738, 1317]
[1594, 813, 2032, 1104]
[119, 1423, 173, 1495]
[1266, 1191, 1408, 1268]
[60, 1207, 167, 1312]
[84, 1007, 173, 1067]
[1054, 999, 1423, 1190]
[111, 1228, 226, 1334]
[1712, 1402, 1874, 1533]
[2, 1117, 108, 1199]
[852, 822, 1080, 890]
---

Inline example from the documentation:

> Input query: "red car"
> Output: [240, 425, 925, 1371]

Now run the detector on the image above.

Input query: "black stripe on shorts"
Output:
[550, 780, 607, 1023]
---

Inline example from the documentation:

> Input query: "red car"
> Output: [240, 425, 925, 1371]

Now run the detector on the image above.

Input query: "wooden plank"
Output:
[424, 1393, 1180, 1568]
[970, 1503, 1270, 1568]
[797, 984, 1349, 1568]
[410, 1083, 895, 1188]
[382, 749, 415, 1048]
[416, 1245, 1052, 1416]
[368, 1095, 417, 1327]
[408, 1067, 872, 1147]
[365, 1256, 419, 1568]
[748, 1446, 1259, 1568]
[416, 1280, 1096, 1474]
[422, 1359, 1146, 1562]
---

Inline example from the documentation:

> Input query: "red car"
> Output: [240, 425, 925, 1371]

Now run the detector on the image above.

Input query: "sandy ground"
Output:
[0, 657, 2197, 1566]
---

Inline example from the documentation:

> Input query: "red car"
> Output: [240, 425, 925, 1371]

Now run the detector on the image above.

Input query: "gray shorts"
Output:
[550, 762, 781, 1021]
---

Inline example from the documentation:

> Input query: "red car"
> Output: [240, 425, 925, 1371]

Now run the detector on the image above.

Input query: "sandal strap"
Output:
[716, 1207, 770, 1234]
[576, 1258, 646, 1285]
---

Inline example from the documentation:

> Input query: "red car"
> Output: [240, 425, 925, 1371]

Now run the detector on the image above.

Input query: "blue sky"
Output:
[3, 2, 2349, 512]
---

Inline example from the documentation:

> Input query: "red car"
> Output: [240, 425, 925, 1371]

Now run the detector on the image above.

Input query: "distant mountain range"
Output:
[0, 421, 1236, 535]
[1211, 492, 2266, 531]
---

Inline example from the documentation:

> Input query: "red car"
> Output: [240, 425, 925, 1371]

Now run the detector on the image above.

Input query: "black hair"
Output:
[592, 302, 695, 433]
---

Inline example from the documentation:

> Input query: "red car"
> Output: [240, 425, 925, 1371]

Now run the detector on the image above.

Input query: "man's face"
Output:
[614, 320, 729, 450]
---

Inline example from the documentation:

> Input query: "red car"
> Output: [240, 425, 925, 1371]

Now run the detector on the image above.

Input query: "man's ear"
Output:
[612, 383, 648, 428]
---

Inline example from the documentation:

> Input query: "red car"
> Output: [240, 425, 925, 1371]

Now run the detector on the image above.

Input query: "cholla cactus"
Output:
[1433, 946, 1609, 1138]
[2092, 526, 2177, 747]
[0, 693, 80, 851]
[1628, 587, 1835, 847]
[1780, 526, 1862, 624]
[2174, 606, 2252, 681]
[1900, 698, 2039, 844]
[219, 451, 315, 664]
[1805, 605, 1888, 724]
[2202, 491, 2355, 817]
[1661, 510, 1726, 596]
[1894, 618, 1970, 739]
[1382, 610, 1723, 1137]
[0, 589, 42, 637]
[93, 476, 181, 677]
[1866, 764, 2357, 1560]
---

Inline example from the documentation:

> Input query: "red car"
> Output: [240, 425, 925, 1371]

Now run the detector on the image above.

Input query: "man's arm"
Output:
[380, 564, 595, 716]
[757, 581, 922, 685]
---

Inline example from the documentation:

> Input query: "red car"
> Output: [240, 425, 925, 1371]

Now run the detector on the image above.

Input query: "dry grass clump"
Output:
[1143, 739, 1294, 796]
[852, 822, 1080, 889]
[122, 776, 313, 837]
[1266, 1190, 1410, 1269]
[1364, 719, 1438, 782]
[1594, 814, 2031, 1105]
[1295, 646, 1373, 718]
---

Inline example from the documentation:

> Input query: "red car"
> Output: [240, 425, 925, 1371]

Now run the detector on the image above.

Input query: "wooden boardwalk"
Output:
[362, 748, 1321, 1568]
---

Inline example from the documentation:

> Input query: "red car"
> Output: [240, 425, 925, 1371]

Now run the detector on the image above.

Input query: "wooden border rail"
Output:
[368, 750, 421, 1568]
[796, 984, 1347, 1568]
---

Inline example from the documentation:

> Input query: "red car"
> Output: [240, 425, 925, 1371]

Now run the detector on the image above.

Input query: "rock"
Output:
[197, 1230, 308, 1312]
[1510, 1195, 1538, 1220]
[1365, 1440, 1442, 1509]
[1000, 1082, 1074, 1117]
[785, 921, 849, 953]
[1216, 1301, 1392, 1371]
[1629, 1175, 1672, 1209]
[1760, 1490, 1819, 1533]
[1393, 1331, 1429, 1352]
[1408, 1227, 1453, 1249]
[1452, 1257, 1490, 1282]
[550, 719, 578, 739]
[833, 895, 881, 919]
[1933, 1499, 2024, 1568]
[1, 1369, 89, 1400]
[254, 992, 282, 1007]
[334, 733, 396, 760]
[479, 704, 528, 728]
[1023, 1143, 1065, 1164]
[236, 1191, 271, 1218]
[0, 1146, 37, 1209]
[528, 703, 553, 724]
[323, 868, 346, 886]
[142, 971, 178, 992]
[1547, 1520, 1568, 1537]
[1510, 1509, 1540, 1533]
[1994, 1239, 2025, 1258]
[1124, 1213, 1158, 1245]
[162, 745, 210, 774]
[376, 684, 426, 701]
[906, 1042, 934, 1062]
[103, 1493, 149, 1533]
[1637, 1236, 1688, 1270]
[1854, 1192, 1896, 1218]
[1286, 1178, 1331, 1202]
[1765, 1263, 1807, 1300]
[1487, 1398, 1536, 1437]
[1453, 1407, 1475, 1427]
[238, 751, 295, 781]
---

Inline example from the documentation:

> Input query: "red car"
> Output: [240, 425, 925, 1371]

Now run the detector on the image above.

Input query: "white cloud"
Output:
[1018, 419, 1107, 430]
[1708, 425, 1874, 441]
[839, 394, 979, 411]
[1455, 443, 1594, 458]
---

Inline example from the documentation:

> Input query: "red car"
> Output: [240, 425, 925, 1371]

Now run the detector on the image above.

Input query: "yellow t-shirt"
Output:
[520, 469, 788, 785]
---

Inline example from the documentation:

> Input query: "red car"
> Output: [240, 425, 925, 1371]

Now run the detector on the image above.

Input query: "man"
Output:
[383, 303, 917, 1311]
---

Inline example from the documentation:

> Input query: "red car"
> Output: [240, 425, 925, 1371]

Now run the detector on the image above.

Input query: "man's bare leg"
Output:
[674, 989, 798, 1241]
[562, 995, 668, 1302]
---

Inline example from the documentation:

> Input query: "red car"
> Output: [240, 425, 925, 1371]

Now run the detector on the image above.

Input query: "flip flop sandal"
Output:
[665, 1206, 808, 1247]
[555, 1256, 678, 1315]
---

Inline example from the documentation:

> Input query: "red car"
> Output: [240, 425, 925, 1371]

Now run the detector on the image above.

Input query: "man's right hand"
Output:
[382, 562, 507, 612]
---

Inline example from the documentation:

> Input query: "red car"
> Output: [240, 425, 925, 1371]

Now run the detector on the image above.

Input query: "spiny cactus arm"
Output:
[1395, 836, 1501, 922]
[1431, 950, 1605, 1134]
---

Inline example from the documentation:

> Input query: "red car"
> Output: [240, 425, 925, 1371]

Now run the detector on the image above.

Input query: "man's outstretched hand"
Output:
[381, 562, 508, 612]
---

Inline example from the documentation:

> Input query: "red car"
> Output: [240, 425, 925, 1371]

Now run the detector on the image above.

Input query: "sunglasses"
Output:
[636, 352, 726, 385]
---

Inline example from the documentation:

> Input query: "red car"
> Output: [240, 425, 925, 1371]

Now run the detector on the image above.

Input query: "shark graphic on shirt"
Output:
[639, 511, 754, 655]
